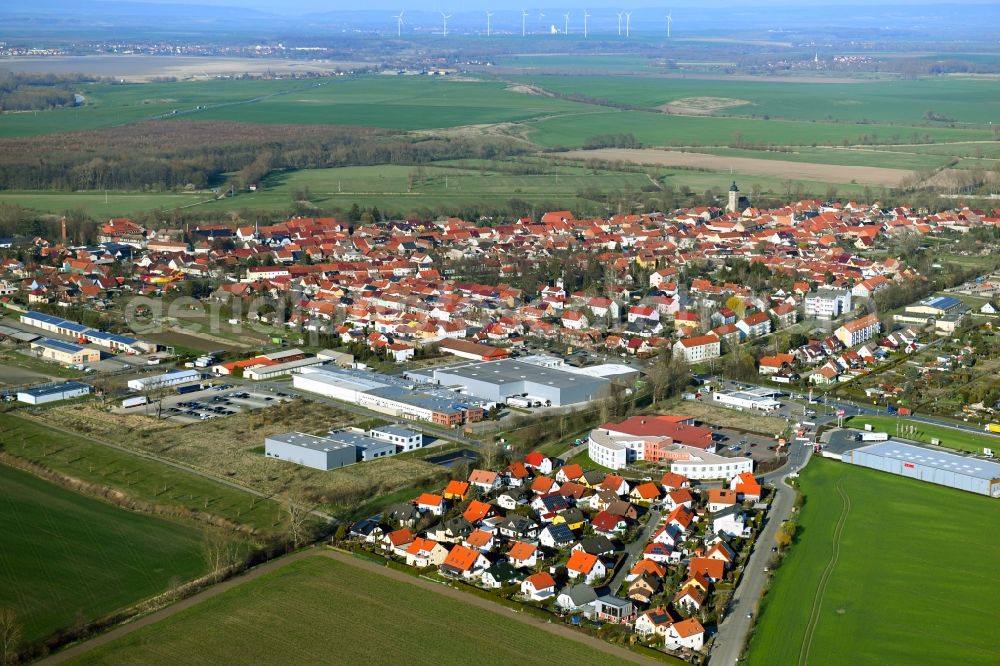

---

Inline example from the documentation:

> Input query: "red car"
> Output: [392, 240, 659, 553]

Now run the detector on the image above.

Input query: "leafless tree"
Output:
[0, 607, 21, 666]
[202, 531, 242, 583]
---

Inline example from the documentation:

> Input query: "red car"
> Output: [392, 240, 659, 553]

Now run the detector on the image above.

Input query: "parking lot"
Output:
[709, 425, 785, 463]
[116, 384, 297, 422]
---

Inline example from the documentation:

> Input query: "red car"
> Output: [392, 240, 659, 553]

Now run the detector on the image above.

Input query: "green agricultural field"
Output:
[69, 555, 629, 666]
[0, 157, 870, 218]
[514, 74, 1000, 125]
[0, 464, 207, 642]
[526, 109, 993, 150]
[0, 75, 595, 138]
[0, 412, 287, 534]
[698, 146, 950, 171]
[745, 458, 1000, 666]
[845, 415, 998, 454]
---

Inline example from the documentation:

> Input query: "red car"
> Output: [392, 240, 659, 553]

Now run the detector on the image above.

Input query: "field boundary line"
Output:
[45, 549, 662, 666]
[798, 479, 852, 666]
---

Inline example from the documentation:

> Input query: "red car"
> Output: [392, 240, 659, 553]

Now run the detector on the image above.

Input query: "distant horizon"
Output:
[6, 0, 1000, 16]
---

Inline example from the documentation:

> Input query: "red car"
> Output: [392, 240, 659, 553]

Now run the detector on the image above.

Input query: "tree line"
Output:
[0, 120, 527, 192]
[0, 70, 105, 112]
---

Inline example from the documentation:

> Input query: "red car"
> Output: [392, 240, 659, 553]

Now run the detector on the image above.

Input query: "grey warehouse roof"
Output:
[435, 360, 609, 391]
[267, 432, 354, 452]
[853, 441, 1000, 481]
[20, 381, 92, 397]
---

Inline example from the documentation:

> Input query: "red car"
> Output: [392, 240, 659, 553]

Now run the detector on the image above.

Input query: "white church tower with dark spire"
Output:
[727, 181, 739, 213]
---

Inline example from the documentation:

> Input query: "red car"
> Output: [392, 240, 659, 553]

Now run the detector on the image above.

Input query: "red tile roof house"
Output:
[468, 469, 500, 493]
[507, 540, 539, 569]
[730, 471, 762, 501]
[520, 572, 557, 601]
[666, 617, 706, 651]
[566, 550, 607, 585]
[555, 464, 585, 484]
[523, 451, 553, 475]
[415, 492, 446, 516]
[440, 544, 490, 580]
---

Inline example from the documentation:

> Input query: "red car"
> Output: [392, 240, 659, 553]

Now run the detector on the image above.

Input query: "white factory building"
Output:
[127, 369, 201, 392]
[712, 389, 781, 412]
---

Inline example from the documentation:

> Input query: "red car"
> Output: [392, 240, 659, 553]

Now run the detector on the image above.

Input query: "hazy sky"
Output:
[118, 0, 995, 12]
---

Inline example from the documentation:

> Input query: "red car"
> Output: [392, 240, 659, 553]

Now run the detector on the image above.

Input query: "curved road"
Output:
[709, 435, 813, 665]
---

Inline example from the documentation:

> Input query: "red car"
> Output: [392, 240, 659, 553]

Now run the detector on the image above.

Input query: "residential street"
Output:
[708, 442, 813, 665]
[607, 508, 661, 594]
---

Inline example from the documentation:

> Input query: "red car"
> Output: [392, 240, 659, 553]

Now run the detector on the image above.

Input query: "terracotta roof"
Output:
[567, 550, 599, 574]
[442, 544, 482, 572]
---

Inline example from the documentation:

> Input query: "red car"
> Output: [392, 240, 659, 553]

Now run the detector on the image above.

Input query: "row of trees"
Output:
[0, 121, 528, 192]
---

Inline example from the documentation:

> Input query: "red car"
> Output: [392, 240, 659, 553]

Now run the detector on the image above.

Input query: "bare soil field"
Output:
[38, 401, 448, 509]
[0, 362, 51, 386]
[660, 96, 751, 115]
[655, 397, 788, 435]
[0, 56, 369, 82]
[558, 148, 915, 186]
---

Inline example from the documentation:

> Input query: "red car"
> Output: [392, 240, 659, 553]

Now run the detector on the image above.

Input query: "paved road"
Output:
[708, 443, 813, 665]
[45, 548, 660, 666]
[607, 508, 661, 595]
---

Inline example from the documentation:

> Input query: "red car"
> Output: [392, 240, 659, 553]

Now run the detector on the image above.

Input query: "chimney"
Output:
[60, 217, 67, 245]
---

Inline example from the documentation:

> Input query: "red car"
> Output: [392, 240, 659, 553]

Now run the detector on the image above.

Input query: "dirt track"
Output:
[558, 148, 915, 186]
[45, 549, 657, 665]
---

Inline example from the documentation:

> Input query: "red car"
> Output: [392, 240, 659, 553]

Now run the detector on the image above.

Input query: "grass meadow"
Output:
[0, 464, 207, 642]
[745, 458, 999, 666]
[68, 556, 624, 666]
[844, 415, 999, 455]
[0, 412, 288, 534]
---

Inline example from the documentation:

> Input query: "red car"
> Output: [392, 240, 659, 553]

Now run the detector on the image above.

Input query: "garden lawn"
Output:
[845, 415, 997, 454]
[69, 556, 629, 666]
[0, 464, 207, 643]
[745, 458, 999, 666]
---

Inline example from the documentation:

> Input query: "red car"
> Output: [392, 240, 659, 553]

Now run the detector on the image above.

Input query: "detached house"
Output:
[666, 618, 706, 651]
[440, 544, 490, 580]
[520, 572, 557, 601]
[566, 550, 607, 584]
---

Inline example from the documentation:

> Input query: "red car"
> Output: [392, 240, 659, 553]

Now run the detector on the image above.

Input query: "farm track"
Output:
[798, 480, 852, 666]
[7, 412, 332, 522]
[44, 549, 660, 666]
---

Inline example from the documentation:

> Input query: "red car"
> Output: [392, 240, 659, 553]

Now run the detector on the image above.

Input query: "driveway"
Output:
[607, 508, 661, 595]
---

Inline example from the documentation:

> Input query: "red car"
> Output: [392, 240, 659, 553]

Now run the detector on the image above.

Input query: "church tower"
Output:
[727, 181, 739, 213]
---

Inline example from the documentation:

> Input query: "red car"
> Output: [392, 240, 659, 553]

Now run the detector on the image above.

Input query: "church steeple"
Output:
[727, 181, 739, 213]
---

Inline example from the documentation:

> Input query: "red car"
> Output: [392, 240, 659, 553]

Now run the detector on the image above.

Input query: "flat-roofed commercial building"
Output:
[425, 359, 610, 406]
[264, 432, 357, 471]
[30, 338, 101, 366]
[17, 381, 92, 405]
[127, 369, 200, 392]
[844, 441, 1000, 497]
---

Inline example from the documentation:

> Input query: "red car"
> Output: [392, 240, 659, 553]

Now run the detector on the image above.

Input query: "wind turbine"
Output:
[393, 9, 404, 38]
[486, 10, 494, 37]
[563, 12, 569, 35]
[583, 9, 590, 38]
[521, 9, 528, 36]
[616, 12, 623, 36]
[667, 11, 672, 38]
[441, 12, 451, 37]
[625, 11, 632, 38]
